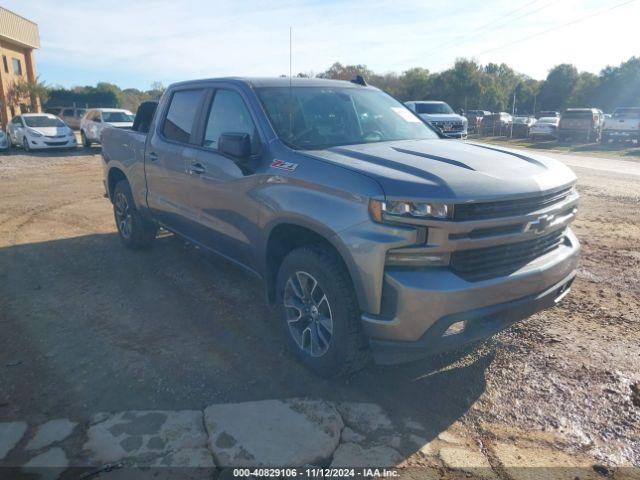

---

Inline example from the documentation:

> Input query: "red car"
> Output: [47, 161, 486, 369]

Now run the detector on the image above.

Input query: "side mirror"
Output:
[219, 132, 251, 160]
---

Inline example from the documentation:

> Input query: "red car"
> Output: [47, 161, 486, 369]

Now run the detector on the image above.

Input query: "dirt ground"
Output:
[0, 146, 638, 474]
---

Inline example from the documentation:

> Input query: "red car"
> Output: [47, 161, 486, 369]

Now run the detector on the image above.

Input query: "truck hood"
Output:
[302, 139, 576, 201]
[418, 113, 466, 123]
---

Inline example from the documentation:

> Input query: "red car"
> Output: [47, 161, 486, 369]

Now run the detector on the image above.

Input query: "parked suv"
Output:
[558, 108, 604, 143]
[405, 101, 468, 138]
[101, 77, 579, 376]
[80, 108, 134, 147]
[480, 112, 513, 136]
[465, 110, 491, 134]
[45, 106, 87, 129]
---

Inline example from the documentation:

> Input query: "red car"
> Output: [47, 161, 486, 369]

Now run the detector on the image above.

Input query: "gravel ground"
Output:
[0, 147, 638, 472]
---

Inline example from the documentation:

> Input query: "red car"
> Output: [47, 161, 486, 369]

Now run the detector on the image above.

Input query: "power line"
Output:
[474, 0, 638, 56]
[424, 0, 560, 57]
[434, 0, 541, 50]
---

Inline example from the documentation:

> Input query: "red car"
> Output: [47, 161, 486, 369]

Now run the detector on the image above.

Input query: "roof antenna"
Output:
[288, 26, 293, 137]
[351, 75, 368, 86]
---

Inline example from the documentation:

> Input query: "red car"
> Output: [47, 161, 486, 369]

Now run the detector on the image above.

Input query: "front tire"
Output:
[112, 180, 157, 249]
[22, 136, 30, 152]
[276, 245, 370, 377]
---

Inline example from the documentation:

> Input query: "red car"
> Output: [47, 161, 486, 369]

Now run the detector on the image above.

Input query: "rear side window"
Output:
[203, 90, 259, 153]
[162, 89, 204, 143]
[62, 109, 73, 116]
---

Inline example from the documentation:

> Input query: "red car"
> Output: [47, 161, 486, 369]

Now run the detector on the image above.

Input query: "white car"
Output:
[529, 116, 559, 140]
[80, 108, 134, 147]
[7, 113, 77, 151]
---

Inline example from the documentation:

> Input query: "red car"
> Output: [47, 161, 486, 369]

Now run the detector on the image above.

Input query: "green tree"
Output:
[538, 64, 579, 111]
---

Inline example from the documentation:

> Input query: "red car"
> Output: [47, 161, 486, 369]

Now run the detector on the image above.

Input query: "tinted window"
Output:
[24, 116, 65, 127]
[415, 102, 454, 114]
[62, 109, 74, 116]
[204, 90, 258, 152]
[162, 89, 204, 143]
[12, 116, 23, 126]
[102, 111, 133, 122]
[563, 110, 593, 119]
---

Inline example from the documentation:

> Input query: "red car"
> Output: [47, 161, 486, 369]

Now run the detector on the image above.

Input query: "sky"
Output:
[6, 0, 639, 90]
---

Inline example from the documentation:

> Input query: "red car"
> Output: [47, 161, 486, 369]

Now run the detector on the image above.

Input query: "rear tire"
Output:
[112, 180, 157, 249]
[276, 245, 370, 377]
[81, 130, 91, 148]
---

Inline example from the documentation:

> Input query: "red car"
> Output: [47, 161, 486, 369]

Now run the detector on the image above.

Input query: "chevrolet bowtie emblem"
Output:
[525, 214, 554, 234]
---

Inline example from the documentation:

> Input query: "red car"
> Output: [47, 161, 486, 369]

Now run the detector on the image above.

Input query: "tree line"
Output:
[315, 56, 640, 114]
[14, 55, 638, 115]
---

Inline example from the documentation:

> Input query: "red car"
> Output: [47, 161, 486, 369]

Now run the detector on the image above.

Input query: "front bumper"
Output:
[604, 130, 639, 139]
[441, 131, 467, 139]
[25, 137, 77, 149]
[363, 228, 580, 363]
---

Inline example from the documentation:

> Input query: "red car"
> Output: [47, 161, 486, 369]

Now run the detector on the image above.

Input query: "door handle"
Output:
[148, 152, 158, 162]
[190, 162, 206, 175]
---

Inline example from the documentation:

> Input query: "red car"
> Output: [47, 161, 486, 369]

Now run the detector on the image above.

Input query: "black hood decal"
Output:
[392, 147, 475, 171]
[467, 143, 547, 168]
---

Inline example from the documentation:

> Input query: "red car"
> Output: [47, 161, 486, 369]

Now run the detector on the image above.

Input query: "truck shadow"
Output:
[0, 146, 100, 157]
[0, 231, 493, 459]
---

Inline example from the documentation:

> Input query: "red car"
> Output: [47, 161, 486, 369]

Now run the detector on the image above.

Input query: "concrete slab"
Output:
[335, 402, 394, 435]
[26, 418, 77, 451]
[0, 421, 28, 460]
[204, 399, 343, 467]
[83, 410, 208, 466]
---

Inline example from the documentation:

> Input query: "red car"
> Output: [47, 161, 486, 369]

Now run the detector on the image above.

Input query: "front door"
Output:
[186, 88, 263, 269]
[145, 88, 206, 234]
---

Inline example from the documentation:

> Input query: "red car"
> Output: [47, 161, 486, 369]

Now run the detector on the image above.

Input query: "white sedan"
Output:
[80, 108, 134, 147]
[7, 113, 77, 151]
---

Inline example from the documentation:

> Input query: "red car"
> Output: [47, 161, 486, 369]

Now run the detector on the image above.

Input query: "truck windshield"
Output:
[415, 103, 454, 114]
[102, 112, 133, 122]
[23, 116, 65, 128]
[257, 87, 438, 150]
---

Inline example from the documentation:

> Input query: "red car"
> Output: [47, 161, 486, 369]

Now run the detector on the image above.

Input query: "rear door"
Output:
[145, 88, 207, 234]
[186, 87, 264, 268]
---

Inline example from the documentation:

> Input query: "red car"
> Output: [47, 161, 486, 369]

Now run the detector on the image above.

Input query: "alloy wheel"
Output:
[283, 271, 333, 357]
[114, 192, 132, 239]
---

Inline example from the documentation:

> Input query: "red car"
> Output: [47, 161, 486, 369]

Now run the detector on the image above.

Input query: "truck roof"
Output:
[169, 77, 376, 90]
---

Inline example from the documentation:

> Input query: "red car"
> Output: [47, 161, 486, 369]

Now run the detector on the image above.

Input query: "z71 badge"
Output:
[271, 159, 298, 172]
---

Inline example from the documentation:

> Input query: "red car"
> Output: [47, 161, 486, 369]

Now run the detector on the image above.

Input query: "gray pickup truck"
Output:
[101, 77, 580, 377]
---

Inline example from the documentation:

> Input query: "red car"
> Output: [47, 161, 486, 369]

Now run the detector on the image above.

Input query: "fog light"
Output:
[442, 320, 467, 337]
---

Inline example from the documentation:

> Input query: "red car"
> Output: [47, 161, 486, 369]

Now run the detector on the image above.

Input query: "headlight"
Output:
[386, 250, 449, 267]
[27, 128, 43, 137]
[369, 199, 452, 222]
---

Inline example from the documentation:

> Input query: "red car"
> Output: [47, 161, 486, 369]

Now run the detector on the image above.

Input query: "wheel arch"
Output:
[107, 167, 127, 202]
[263, 221, 365, 311]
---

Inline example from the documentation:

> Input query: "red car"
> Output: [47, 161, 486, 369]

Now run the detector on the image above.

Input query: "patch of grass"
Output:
[469, 135, 640, 158]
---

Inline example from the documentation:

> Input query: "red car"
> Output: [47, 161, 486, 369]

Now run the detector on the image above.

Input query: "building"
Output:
[0, 7, 40, 127]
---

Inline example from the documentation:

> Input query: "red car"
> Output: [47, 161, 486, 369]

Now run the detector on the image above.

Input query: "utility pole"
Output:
[510, 87, 517, 138]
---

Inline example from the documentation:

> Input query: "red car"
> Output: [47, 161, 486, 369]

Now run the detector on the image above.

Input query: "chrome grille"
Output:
[454, 187, 573, 221]
[451, 229, 566, 281]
